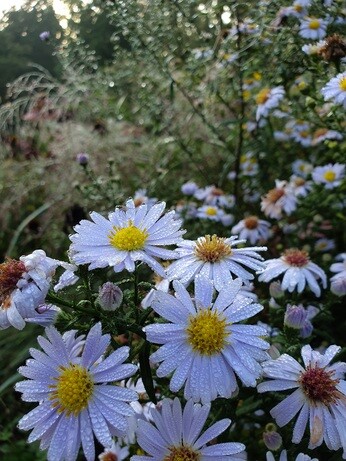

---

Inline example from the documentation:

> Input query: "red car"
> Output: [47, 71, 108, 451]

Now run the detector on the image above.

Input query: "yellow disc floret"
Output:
[256, 88, 270, 105]
[109, 222, 148, 251]
[194, 235, 232, 263]
[323, 170, 336, 182]
[187, 309, 229, 356]
[51, 364, 94, 416]
[205, 207, 217, 216]
[164, 446, 200, 461]
[308, 19, 320, 30]
[339, 76, 346, 91]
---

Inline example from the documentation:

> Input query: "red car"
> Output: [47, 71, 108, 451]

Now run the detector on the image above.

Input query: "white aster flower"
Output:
[321, 72, 346, 109]
[266, 450, 318, 461]
[16, 322, 138, 461]
[194, 185, 235, 208]
[314, 238, 335, 252]
[330, 253, 346, 296]
[302, 40, 325, 55]
[70, 199, 185, 277]
[231, 216, 271, 244]
[258, 345, 346, 456]
[289, 175, 312, 197]
[53, 262, 79, 292]
[299, 18, 328, 40]
[258, 248, 327, 297]
[167, 234, 266, 290]
[312, 163, 345, 189]
[292, 160, 313, 178]
[145, 275, 269, 403]
[0, 250, 58, 330]
[311, 127, 343, 145]
[132, 397, 246, 461]
[99, 440, 129, 461]
[196, 204, 225, 222]
[261, 180, 297, 220]
[255, 86, 285, 120]
[133, 188, 157, 208]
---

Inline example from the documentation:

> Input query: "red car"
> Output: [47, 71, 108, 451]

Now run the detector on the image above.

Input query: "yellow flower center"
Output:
[205, 207, 217, 216]
[194, 235, 232, 263]
[256, 88, 271, 105]
[108, 223, 148, 251]
[299, 130, 310, 138]
[294, 5, 303, 12]
[187, 309, 229, 356]
[50, 364, 94, 416]
[323, 170, 336, 182]
[164, 446, 200, 461]
[339, 76, 346, 91]
[309, 19, 320, 30]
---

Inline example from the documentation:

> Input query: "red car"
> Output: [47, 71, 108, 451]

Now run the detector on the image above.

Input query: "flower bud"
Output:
[269, 281, 284, 299]
[284, 304, 307, 329]
[98, 282, 123, 311]
[331, 274, 346, 296]
[76, 152, 89, 166]
[263, 424, 282, 451]
[181, 181, 198, 195]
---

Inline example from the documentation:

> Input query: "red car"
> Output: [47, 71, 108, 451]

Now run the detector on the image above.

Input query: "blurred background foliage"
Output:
[0, 0, 345, 459]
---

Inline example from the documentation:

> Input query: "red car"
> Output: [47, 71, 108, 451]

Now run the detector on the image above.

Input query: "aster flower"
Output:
[145, 275, 269, 403]
[261, 180, 297, 220]
[196, 204, 225, 222]
[132, 397, 246, 461]
[0, 250, 58, 330]
[98, 441, 129, 461]
[258, 345, 346, 456]
[133, 189, 157, 208]
[167, 234, 266, 290]
[311, 127, 343, 145]
[289, 175, 312, 197]
[266, 450, 318, 461]
[321, 71, 346, 109]
[70, 199, 185, 277]
[16, 323, 138, 461]
[312, 163, 345, 189]
[232, 216, 271, 244]
[292, 160, 313, 178]
[302, 40, 326, 55]
[314, 238, 335, 252]
[299, 18, 328, 40]
[53, 262, 79, 292]
[284, 303, 318, 338]
[195, 185, 235, 209]
[258, 249, 327, 297]
[330, 253, 346, 296]
[255, 86, 285, 120]
[181, 181, 199, 195]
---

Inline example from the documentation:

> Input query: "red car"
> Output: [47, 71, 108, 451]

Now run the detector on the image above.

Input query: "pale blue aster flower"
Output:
[131, 397, 246, 461]
[258, 345, 346, 457]
[266, 450, 318, 461]
[70, 199, 185, 277]
[144, 275, 269, 403]
[167, 234, 267, 291]
[16, 323, 138, 461]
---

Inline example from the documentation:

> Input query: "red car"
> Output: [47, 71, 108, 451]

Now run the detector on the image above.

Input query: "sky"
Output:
[0, 0, 70, 17]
